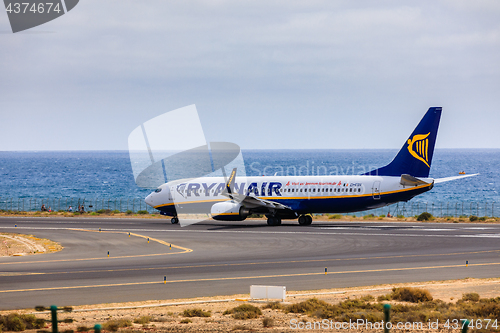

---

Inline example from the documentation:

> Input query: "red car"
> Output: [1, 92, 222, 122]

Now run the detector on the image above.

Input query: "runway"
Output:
[1, 216, 500, 310]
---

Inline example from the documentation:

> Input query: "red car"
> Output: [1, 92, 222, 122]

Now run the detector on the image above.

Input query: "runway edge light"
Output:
[325, 267, 327, 275]
[466, 260, 468, 267]
[164, 276, 166, 284]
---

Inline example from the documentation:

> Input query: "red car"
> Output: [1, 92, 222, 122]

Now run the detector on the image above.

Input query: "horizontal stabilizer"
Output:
[400, 174, 429, 187]
[434, 174, 479, 184]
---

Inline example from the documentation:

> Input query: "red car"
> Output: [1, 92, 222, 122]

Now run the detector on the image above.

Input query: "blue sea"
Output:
[0, 150, 498, 216]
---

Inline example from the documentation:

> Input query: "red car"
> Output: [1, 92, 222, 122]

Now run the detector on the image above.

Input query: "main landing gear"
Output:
[267, 216, 282, 226]
[171, 217, 179, 224]
[298, 215, 312, 226]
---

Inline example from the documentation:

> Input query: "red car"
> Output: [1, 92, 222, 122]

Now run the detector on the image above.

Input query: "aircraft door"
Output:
[168, 187, 173, 201]
[372, 181, 381, 200]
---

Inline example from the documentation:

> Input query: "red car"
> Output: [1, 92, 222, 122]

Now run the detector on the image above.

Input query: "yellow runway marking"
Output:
[0, 228, 192, 266]
[1, 261, 500, 294]
[1, 248, 498, 275]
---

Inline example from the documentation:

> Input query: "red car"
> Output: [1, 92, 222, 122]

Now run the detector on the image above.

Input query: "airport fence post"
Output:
[493, 202, 495, 217]
[462, 202, 464, 217]
[485, 202, 487, 217]
[455, 202, 458, 218]
[94, 324, 102, 333]
[120, 199, 122, 212]
[50, 305, 58, 333]
[108, 199, 110, 210]
[132, 199, 135, 213]
[383, 304, 391, 333]
[29, 198, 32, 211]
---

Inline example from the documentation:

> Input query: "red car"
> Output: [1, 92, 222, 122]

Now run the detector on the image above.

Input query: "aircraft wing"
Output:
[434, 173, 479, 184]
[240, 195, 291, 210]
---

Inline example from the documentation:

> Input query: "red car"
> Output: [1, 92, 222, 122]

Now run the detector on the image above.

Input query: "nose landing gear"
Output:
[171, 217, 179, 224]
[298, 215, 312, 226]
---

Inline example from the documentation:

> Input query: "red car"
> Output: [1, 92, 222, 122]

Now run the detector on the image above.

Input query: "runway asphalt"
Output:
[1, 216, 500, 310]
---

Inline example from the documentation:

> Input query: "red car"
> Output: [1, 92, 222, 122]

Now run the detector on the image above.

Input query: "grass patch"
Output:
[76, 326, 92, 332]
[102, 319, 132, 332]
[179, 319, 192, 324]
[182, 308, 211, 317]
[224, 304, 262, 320]
[137, 210, 149, 215]
[328, 214, 342, 219]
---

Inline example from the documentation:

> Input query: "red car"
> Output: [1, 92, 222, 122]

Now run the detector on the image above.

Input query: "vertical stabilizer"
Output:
[364, 107, 442, 178]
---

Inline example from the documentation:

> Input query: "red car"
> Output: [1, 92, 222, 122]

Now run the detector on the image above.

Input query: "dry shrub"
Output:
[462, 293, 480, 302]
[231, 325, 249, 331]
[0, 313, 45, 331]
[262, 301, 284, 310]
[76, 326, 92, 332]
[262, 317, 274, 328]
[287, 298, 329, 314]
[102, 319, 132, 332]
[182, 308, 211, 318]
[133, 316, 152, 324]
[391, 287, 433, 303]
[179, 319, 192, 324]
[224, 304, 262, 320]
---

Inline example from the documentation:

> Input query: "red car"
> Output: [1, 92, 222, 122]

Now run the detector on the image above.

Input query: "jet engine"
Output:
[211, 201, 249, 221]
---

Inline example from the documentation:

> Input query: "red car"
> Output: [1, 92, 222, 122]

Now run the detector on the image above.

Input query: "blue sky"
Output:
[1, 0, 499, 150]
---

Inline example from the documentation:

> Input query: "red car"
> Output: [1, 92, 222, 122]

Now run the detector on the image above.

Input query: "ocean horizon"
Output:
[0, 149, 498, 215]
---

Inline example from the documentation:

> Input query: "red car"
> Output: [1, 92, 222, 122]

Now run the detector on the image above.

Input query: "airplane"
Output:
[145, 107, 477, 226]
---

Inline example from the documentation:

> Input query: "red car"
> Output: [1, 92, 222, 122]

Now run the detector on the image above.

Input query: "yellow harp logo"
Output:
[407, 133, 430, 168]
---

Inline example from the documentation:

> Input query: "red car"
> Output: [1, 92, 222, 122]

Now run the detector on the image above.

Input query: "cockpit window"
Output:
[154, 188, 162, 193]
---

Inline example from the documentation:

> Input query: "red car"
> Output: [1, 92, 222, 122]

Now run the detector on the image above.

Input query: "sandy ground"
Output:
[2, 278, 499, 332]
[0, 233, 62, 257]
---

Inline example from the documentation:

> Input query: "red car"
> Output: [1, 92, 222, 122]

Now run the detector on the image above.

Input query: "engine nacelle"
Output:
[211, 201, 249, 221]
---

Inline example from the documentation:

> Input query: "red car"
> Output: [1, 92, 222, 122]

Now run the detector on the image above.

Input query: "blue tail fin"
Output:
[364, 107, 442, 178]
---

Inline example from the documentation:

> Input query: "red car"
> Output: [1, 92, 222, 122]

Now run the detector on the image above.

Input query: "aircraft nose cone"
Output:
[145, 194, 154, 207]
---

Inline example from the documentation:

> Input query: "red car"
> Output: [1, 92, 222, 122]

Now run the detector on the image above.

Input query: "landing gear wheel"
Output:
[267, 217, 281, 226]
[298, 215, 313, 226]
[171, 217, 179, 224]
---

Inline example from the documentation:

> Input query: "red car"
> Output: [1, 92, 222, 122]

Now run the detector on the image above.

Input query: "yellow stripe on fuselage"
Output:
[154, 183, 432, 209]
